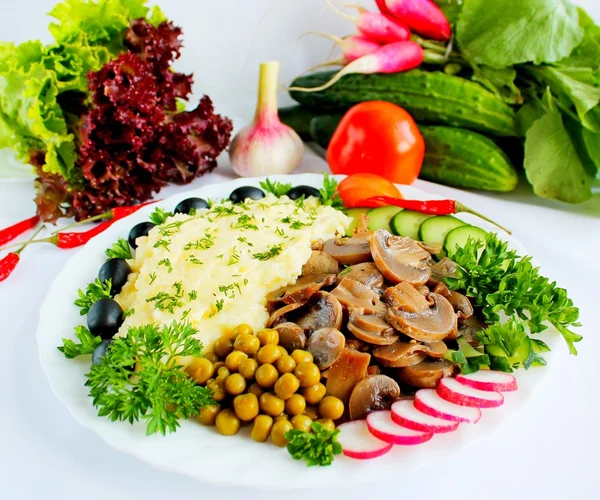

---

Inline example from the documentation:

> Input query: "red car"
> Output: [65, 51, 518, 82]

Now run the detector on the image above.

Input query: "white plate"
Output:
[37, 174, 558, 489]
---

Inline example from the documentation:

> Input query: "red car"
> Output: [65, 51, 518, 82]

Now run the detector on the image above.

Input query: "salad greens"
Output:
[441, 0, 600, 203]
[86, 321, 214, 436]
[285, 422, 342, 467]
[260, 179, 293, 197]
[446, 233, 582, 357]
[105, 238, 133, 260]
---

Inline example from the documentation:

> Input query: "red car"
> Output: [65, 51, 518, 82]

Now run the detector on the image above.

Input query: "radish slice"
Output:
[456, 371, 518, 392]
[337, 420, 393, 459]
[438, 378, 504, 408]
[390, 400, 459, 434]
[414, 389, 482, 423]
[366, 411, 433, 445]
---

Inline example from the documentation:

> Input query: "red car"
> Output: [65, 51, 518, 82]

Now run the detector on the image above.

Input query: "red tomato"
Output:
[327, 101, 425, 184]
[337, 173, 402, 208]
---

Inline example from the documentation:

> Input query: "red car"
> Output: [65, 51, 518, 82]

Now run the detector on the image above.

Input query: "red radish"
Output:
[337, 420, 394, 459]
[326, 0, 410, 44]
[438, 378, 504, 408]
[414, 389, 482, 423]
[456, 371, 518, 393]
[366, 411, 433, 445]
[391, 400, 459, 434]
[301, 33, 381, 70]
[376, 0, 452, 41]
[290, 41, 423, 93]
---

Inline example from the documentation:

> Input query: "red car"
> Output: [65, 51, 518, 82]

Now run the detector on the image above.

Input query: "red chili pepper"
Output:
[0, 226, 45, 282]
[363, 196, 511, 234]
[0, 215, 39, 246]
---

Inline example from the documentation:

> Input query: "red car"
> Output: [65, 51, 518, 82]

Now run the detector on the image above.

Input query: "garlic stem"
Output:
[255, 61, 280, 123]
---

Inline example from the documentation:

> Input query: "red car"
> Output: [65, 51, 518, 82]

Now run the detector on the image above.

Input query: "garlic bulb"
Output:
[230, 61, 304, 177]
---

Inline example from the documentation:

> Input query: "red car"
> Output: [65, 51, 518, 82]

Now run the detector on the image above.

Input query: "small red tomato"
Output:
[327, 101, 425, 184]
[337, 173, 402, 208]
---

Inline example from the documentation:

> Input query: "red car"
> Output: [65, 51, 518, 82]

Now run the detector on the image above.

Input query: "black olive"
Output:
[286, 185, 321, 200]
[128, 222, 155, 249]
[175, 197, 210, 215]
[87, 298, 124, 340]
[98, 259, 131, 295]
[229, 186, 265, 203]
[92, 340, 111, 365]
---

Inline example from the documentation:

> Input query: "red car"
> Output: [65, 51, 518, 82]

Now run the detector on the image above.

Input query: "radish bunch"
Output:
[338, 371, 517, 460]
[290, 0, 451, 93]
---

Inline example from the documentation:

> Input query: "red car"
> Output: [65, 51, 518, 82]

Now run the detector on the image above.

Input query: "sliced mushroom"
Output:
[346, 339, 364, 351]
[323, 236, 372, 266]
[307, 328, 346, 370]
[350, 313, 393, 335]
[295, 291, 343, 336]
[386, 292, 458, 342]
[384, 282, 431, 313]
[370, 229, 431, 285]
[433, 282, 473, 321]
[266, 274, 337, 307]
[417, 241, 444, 256]
[326, 348, 371, 405]
[428, 257, 458, 286]
[354, 213, 371, 236]
[458, 315, 486, 345]
[301, 251, 341, 276]
[274, 322, 307, 351]
[396, 359, 454, 388]
[311, 239, 324, 251]
[331, 278, 387, 315]
[266, 301, 305, 328]
[373, 341, 447, 368]
[347, 320, 399, 346]
[367, 365, 382, 376]
[348, 375, 401, 420]
[336, 262, 384, 289]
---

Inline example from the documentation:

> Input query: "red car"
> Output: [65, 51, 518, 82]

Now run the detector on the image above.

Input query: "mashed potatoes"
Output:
[116, 194, 349, 349]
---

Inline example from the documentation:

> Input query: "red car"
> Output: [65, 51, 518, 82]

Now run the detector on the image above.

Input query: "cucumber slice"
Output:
[367, 206, 403, 232]
[419, 215, 468, 244]
[531, 338, 551, 353]
[390, 210, 433, 239]
[343, 208, 369, 237]
[511, 336, 534, 370]
[444, 225, 487, 256]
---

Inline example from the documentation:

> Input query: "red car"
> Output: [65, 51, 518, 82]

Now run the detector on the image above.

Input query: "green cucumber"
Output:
[343, 208, 369, 237]
[290, 70, 516, 137]
[390, 211, 433, 239]
[418, 215, 467, 245]
[367, 206, 403, 232]
[278, 105, 315, 142]
[512, 336, 534, 370]
[444, 226, 487, 256]
[419, 126, 519, 192]
[308, 115, 519, 192]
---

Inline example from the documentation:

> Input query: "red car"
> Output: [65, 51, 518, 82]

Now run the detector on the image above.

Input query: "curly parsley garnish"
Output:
[446, 232, 582, 355]
[58, 326, 102, 359]
[320, 173, 344, 209]
[149, 207, 174, 226]
[105, 238, 133, 260]
[74, 279, 112, 315]
[85, 321, 214, 436]
[260, 179, 292, 197]
[285, 422, 342, 467]
[253, 244, 283, 261]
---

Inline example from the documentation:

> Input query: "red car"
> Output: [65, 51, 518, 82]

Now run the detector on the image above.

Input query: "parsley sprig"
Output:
[285, 422, 342, 467]
[149, 207, 174, 225]
[319, 173, 344, 209]
[105, 238, 133, 260]
[85, 321, 214, 436]
[58, 326, 102, 359]
[446, 233, 582, 354]
[74, 279, 112, 315]
[260, 179, 292, 197]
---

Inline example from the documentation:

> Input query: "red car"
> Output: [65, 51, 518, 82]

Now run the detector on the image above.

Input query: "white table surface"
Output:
[1, 1, 600, 499]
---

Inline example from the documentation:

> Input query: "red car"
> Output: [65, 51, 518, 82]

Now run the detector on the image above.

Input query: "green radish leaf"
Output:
[471, 65, 522, 105]
[563, 9, 600, 72]
[456, 0, 583, 68]
[524, 99, 592, 203]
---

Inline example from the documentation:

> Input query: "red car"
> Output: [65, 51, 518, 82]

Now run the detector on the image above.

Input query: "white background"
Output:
[0, 0, 599, 499]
